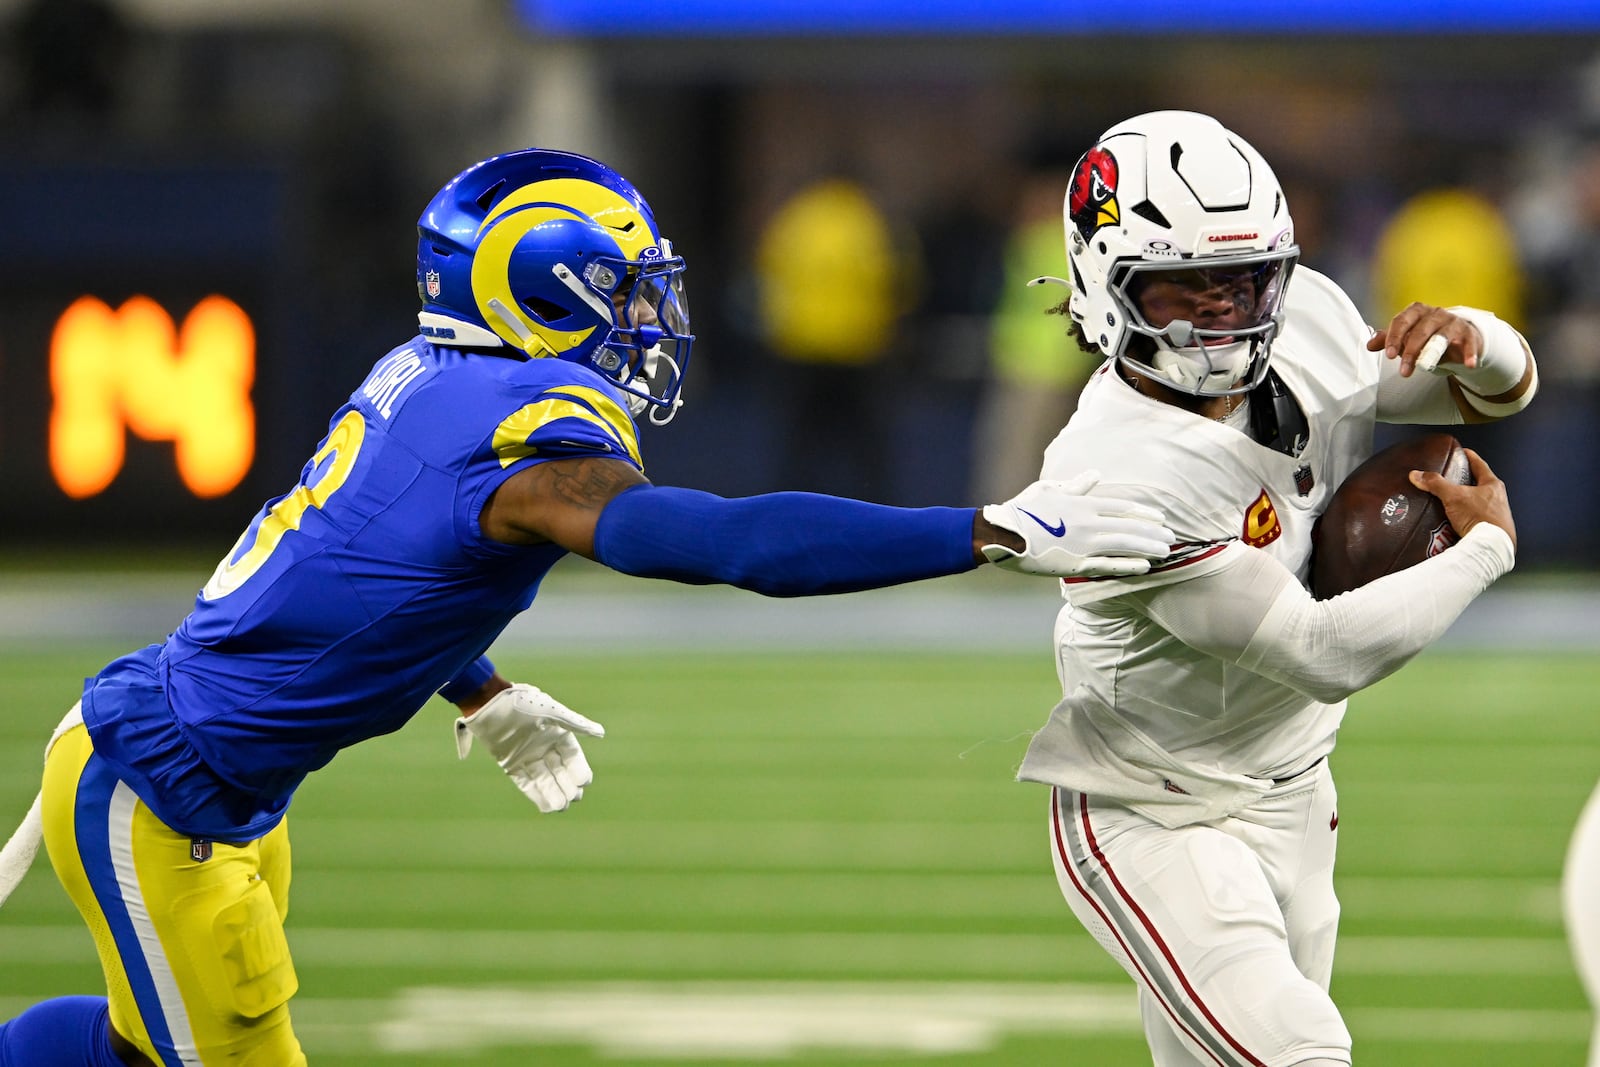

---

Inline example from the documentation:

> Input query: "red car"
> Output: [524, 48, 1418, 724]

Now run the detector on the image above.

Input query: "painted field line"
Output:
[11, 983, 1582, 1059]
[1, 925, 1579, 978]
[1335, 876, 1561, 922]
[1347, 1006, 1591, 1044]
[1335, 935, 1575, 975]
[375, 982, 1138, 1057]
[296, 870, 1560, 925]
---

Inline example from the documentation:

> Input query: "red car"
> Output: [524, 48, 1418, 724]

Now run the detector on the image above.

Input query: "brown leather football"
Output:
[1310, 433, 1473, 599]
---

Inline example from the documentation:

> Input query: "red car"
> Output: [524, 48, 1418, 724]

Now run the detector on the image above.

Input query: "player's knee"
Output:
[1211, 956, 1349, 1063]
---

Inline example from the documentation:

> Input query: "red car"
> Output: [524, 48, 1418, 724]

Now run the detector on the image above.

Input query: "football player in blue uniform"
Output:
[0, 148, 1173, 1066]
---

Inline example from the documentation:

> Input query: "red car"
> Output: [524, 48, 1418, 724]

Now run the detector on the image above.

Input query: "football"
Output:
[1310, 433, 1473, 599]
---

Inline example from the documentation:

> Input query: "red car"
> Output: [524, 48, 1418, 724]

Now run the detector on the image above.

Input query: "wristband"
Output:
[1440, 306, 1531, 399]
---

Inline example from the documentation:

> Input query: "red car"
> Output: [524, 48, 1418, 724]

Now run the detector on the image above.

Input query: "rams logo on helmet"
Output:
[416, 148, 695, 423]
[470, 178, 659, 358]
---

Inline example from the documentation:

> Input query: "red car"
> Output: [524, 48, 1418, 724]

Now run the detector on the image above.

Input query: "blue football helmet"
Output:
[416, 148, 693, 423]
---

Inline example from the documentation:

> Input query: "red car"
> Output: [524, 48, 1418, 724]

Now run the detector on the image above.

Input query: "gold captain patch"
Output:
[1242, 488, 1282, 548]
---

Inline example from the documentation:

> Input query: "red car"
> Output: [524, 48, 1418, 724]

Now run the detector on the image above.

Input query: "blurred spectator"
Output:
[967, 165, 1100, 502]
[1370, 149, 1600, 568]
[1369, 187, 1526, 328]
[755, 177, 907, 499]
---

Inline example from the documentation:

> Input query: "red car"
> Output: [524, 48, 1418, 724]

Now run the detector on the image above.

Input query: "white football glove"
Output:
[454, 684, 605, 813]
[980, 471, 1173, 578]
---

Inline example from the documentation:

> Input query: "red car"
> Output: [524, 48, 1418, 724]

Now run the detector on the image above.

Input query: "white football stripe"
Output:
[109, 782, 203, 1066]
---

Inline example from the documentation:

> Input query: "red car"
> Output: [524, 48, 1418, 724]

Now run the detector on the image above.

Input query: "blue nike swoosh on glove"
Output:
[1019, 508, 1066, 537]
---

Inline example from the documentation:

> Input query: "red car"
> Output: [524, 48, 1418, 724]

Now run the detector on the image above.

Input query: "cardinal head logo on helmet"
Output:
[1069, 147, 1120, 239]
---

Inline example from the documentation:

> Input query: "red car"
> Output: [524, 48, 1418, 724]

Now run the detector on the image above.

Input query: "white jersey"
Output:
[1019, 268, 1391, 826]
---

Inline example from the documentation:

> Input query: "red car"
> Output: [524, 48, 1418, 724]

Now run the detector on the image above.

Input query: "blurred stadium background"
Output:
[2, 1, 1600, 1064]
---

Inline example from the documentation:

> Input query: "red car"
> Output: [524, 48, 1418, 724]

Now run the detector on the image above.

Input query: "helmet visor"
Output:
[588, 251, 694, 417]
[1112, 249, 1297, 346]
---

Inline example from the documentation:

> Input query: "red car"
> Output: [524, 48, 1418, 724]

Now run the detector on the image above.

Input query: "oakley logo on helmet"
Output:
[1069, 148, 1120, 240]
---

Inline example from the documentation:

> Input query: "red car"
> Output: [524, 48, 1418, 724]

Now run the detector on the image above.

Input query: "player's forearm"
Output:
[1135, 527, 1513, 703]
[1237, 523, 1514, 702]
[591, 484, 980, 597]
[1377, 308, 1537, 425]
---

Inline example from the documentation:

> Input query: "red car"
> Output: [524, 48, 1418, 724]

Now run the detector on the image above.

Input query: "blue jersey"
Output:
[81, 339, 645, 840]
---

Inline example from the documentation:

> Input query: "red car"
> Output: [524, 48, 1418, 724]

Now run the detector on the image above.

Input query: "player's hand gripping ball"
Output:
[1310, 433, 1473, 599]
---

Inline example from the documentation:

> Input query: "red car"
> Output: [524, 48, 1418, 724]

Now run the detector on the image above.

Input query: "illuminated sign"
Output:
[49, 295, 256, 500]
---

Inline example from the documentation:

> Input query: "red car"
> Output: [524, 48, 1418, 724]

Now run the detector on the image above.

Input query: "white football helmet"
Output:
[1064, 110, 1298, 397]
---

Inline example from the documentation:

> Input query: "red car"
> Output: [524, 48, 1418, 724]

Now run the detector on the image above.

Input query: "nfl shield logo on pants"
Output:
[190, 839, 212, 862]
[425, 270, 441, 299]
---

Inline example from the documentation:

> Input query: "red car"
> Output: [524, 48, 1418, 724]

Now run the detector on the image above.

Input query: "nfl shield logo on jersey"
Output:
[425, 270, 441, 299]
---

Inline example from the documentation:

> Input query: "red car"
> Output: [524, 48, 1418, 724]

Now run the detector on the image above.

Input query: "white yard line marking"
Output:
[1, 925, 1580, 977]
[374, 982, 1140, 1057]
[2, 982, 1585, 1058]
[299, 989, 1600, 1056]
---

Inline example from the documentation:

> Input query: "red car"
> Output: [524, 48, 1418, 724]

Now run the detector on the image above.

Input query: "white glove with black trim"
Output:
[981, 471, 1173, 578]
[454, 684, 605, 813]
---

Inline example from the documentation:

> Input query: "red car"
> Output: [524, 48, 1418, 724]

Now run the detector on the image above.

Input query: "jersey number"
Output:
[201, 410, 367, 600]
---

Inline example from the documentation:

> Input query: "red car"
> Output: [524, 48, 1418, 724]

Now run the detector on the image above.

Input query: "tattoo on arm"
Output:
[536, 457, 641, 512]
[482, 455, 646, 548]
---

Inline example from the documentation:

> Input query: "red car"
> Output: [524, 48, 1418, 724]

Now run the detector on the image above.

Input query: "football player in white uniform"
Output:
[1012, 111, 1538, 1066]
[1563, 785, 1600, 1066]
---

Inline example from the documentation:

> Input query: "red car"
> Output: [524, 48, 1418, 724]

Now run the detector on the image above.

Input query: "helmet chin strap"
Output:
[1149, 319, 1255, 395]
[621, 345, 686, 425]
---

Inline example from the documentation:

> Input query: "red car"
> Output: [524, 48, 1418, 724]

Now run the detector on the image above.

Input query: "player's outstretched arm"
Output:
[481, 456, 1172, 595]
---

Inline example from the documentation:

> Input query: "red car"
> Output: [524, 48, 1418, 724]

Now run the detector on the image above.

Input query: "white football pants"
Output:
[1048, 759, 1352, 1067]
[1563, 777, 1600, 1067]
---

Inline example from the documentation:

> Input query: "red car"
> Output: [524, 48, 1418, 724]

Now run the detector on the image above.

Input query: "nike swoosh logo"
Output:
[1018, 508, 1066, 537]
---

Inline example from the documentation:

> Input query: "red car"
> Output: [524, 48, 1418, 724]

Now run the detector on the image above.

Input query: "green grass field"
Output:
[2, 642, 1597, 1066]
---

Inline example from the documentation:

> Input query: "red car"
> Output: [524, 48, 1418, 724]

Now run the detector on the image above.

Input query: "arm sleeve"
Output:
[1376, 352, 1464, 425]
[1125, 524, 1515, 704]
[438, 655, 496, 704]
[591, 484, 979, 597]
